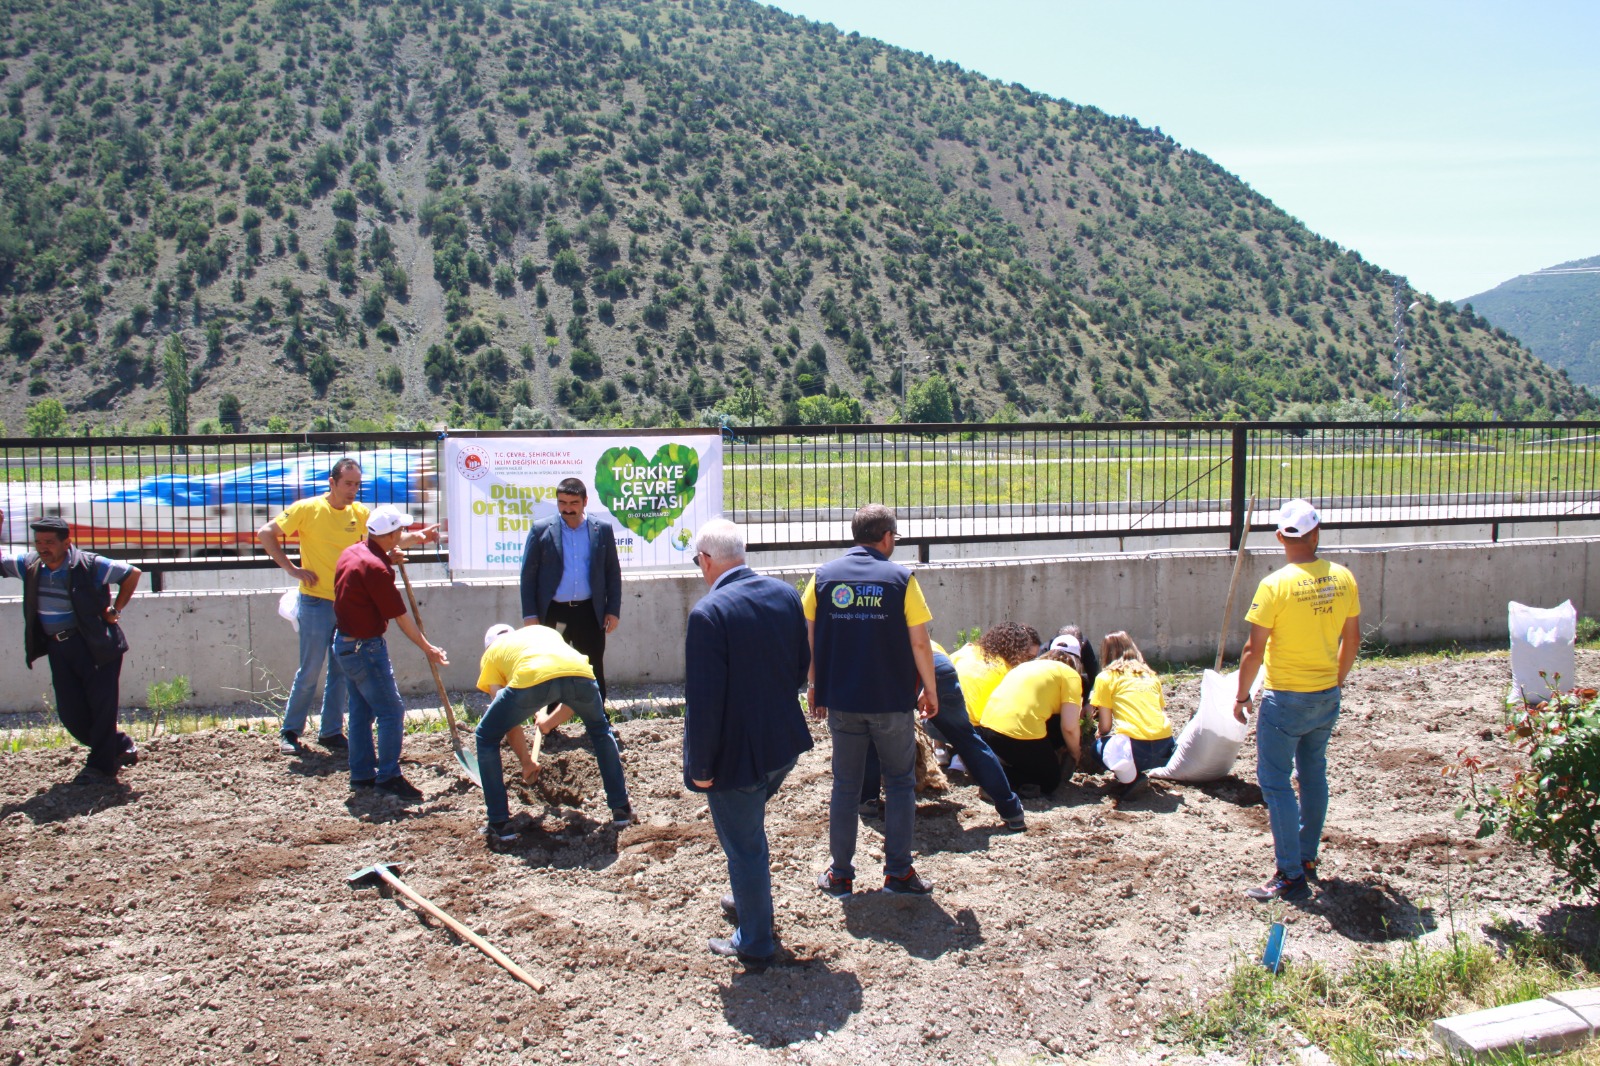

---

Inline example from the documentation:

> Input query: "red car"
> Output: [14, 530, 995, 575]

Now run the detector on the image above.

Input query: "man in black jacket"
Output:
[519, 478, 622, 700]
[2, 516, 142, 783]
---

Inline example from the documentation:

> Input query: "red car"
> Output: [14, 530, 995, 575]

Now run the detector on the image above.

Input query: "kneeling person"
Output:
[475, 623, 633, 842]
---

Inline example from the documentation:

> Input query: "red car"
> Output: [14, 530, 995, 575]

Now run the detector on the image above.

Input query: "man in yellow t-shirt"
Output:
[1234, 499, 1360, 903]
[258, 457, 438, 756]
[473, 623, 632, 844]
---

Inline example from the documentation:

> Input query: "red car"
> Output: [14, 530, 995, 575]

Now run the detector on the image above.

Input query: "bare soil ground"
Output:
[2, 652, 1593, 1066]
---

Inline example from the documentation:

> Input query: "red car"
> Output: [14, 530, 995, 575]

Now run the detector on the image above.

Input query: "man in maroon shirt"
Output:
[333, 504, 449, 798]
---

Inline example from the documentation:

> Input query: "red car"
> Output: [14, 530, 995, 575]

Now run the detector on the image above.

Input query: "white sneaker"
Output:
[934, 746, 951, 768]
[949, 755, 967, 774]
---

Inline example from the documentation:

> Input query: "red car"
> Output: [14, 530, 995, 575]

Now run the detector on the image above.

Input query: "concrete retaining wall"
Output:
[1, 538, 1593, 713]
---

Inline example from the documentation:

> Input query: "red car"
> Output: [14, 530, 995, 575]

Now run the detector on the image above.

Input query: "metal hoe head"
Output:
[347, 862, 403, 888]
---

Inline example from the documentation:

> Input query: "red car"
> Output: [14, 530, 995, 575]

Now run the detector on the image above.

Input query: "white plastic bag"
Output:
[1509, 600, 1575, 703]
[1102, 734, 1137, 784]
[278, 588, 301, 634]
[1149, 666, 1258, 782]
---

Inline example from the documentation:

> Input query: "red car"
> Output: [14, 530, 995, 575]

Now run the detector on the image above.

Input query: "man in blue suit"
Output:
[519, 477, 623, 701]
[684, 518, 812, 970]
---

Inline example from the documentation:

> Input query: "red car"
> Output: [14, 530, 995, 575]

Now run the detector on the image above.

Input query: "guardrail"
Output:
[0, 420, 1596, 582]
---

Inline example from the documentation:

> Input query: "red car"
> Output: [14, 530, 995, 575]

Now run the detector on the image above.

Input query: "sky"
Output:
[765, 1, 1600, 303]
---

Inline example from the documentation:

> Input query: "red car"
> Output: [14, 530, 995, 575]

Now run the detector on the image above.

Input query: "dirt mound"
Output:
[0, 653, 1582, 1064]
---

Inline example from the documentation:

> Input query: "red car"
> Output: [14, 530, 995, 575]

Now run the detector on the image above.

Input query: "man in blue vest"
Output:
[804, 504, 938, 897]
[1, 516, 143, 784]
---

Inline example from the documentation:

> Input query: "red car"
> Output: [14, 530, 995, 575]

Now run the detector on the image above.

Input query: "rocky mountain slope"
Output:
[0, 0, 1589, 433]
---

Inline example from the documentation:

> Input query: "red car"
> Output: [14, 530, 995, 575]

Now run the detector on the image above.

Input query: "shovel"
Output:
[347, 862, 544, 993]
[1215, 494, 1259, 671]
[395, 558, 481, 787]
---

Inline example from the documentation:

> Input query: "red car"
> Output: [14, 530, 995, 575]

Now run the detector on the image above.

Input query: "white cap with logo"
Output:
[367, 504, 413, 536]
[483, 623, 515, 649]
[1275, 498, 1320, 538]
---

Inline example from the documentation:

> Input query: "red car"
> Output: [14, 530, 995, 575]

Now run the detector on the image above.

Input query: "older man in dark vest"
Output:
[1, 516, 142, 783]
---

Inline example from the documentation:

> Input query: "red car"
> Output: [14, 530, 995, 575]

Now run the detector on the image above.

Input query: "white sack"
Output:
[278, 588, 300, 634]
[1509, 599, 1575, 703]
[1149, 666, 1258, 782]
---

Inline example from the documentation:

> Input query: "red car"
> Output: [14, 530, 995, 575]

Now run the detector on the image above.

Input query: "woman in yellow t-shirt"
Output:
[948, 622, 1041, 724]
[1089, 631, 1174, 797]
[975, 634, 1086, 796]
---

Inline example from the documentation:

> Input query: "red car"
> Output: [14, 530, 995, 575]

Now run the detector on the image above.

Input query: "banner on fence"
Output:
[441, 432, 723, 570]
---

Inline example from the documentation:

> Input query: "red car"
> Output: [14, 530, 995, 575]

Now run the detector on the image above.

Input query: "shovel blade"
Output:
[452, 738, 483, 788]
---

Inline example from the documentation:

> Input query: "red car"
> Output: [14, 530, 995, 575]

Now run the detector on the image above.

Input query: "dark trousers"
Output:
[544, 598, 607, 700]
[977, 725, 1069, 794]
[47, 634, 128, 775]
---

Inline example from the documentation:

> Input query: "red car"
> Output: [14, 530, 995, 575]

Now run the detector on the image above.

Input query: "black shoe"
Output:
[277, 730, 299, 755]
[857, 797, 883, 820]
[720, 892, 738, 922]
[610, 807, 635, 830]
[816, 868, 853, 898]
[1246, 870, 1311, 902]
[350, 778, 376, 789]
[481, 820, 521, 844]
[318, 733, 349, 751]
[1016, 783, 1043, 800]
[72, 766, 115, 786]
[118, 740, 139, 768]
[883, 867, 934, 895]
[375, 775, 423, 801]
[707, 937, 773, 970]
[1115, 773, 1151, 803]
[1002, 810, 1027, 832]
[1302, 858, 1321, 883]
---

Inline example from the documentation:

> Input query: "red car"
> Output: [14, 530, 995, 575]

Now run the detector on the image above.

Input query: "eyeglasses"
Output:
[695, 551, 710, 565]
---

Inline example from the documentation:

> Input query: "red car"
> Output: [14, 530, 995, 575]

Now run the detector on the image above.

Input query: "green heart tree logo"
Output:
[593, 444, 701, 542]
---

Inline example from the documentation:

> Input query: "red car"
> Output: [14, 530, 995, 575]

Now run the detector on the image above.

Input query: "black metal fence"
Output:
[727, 420, 1600, 553]
[1, 421, 1596, 579]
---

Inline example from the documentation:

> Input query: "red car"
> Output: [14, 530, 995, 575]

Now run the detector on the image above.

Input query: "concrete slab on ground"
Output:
[1432, 993, 1598, 1057]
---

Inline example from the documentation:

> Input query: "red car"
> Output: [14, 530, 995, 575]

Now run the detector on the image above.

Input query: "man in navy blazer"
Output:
[520, 477, 623, 700]
[684, 518, 811, 969]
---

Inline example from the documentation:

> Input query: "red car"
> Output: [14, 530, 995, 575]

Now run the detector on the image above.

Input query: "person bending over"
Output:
[1089, 630, 1174, 801]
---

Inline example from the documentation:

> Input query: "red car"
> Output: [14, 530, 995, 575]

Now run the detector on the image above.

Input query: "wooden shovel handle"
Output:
[375, 867, 545, 993]
[396, 559, 461, 738]
[1215, 494, 1258, 671]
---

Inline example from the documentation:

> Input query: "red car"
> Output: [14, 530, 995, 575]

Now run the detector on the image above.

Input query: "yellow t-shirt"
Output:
[799, 573, 933, 627]
[1090, 667, 1171, 741]
[979, 659, 1082, 741]
[1245, 559, 1361, 692]
[273, 496, 370, 601]
[477, 625, 595, 692]
[949, 643, 1008, 724]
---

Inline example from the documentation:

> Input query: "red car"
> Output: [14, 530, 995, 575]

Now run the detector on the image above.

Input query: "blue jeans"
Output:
[861, 653, 1023, 820]
[282, 595, 346, 739]
[1256, 686, 1341, 877]
[1095, 734, 1176, 773]
[706, 758, 795, 959]
[473, 675, 629, 826]
[829, 710, 916, 880]
[334, 635, 405, 784]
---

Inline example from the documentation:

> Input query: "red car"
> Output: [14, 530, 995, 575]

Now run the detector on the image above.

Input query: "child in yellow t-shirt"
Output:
[1089, 631, 1174, 799]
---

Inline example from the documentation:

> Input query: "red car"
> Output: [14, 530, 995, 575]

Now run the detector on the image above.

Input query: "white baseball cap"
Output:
[1275, 499, 1320, 538]
[1049, 634, 1082, 657]
[368, 504, 413, 536]
[483, 623, 515, 649]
